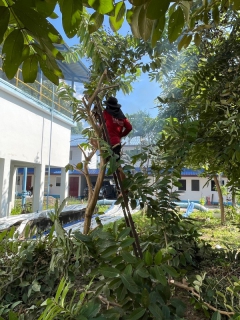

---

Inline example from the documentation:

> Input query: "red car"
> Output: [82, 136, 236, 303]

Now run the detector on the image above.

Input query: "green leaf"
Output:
[178, 34, 192, 51]
[32, 281, 41, 292]
[148, 304, 163, 319]
[162, 265, 179, 278]
[118, 227, 131, 240]
[76, 162, 83, 170]
[62, 0, 83, 38]
[39, 58, 60, 85]
[130, 199, 137, 210]
[136, 267, 149, 278]
[2, 30, 24, 79]
[122, 251, 137, 263]
[141, 288, 150, 307]
[212, 5, 219, 25]
[9, 311, 18, 320]
[89, 0, 114, 14]
[88, 12, 104, 34]
[154, 250, 163, 264]
[151, 16, 165, 47]
[109, 1, 125, 31]
[130, 5, 142, 38]
[101, 245, 118, 258]
[120, 273, 139, 293]
[144, 250, 153, 266]
[138, 5, 154, 41]
[194, 32, 201, 46]
[131, 0, 149, 5]
[80, 302, 101, 318]
[99, 267, 120, 278]
[126, 308, 146, 320]
[179, 0, 190, 23]
[36, 0, 57, 17]
[233, 0, 240, 10]
[211, 311, 221, 320]
[116, 1, 126, 22]
[120, 237, 135, 248]
[151, 266, 167, 286]
[12, 2, 63, 44]
[168, 6, 184, 43]
[22, 55, 39, 83]
[146, 0, 170, 20]
[0, 6, 10, 44]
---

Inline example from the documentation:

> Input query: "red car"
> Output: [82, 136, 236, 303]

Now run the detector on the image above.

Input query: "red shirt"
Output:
[103, 110, 132, 146]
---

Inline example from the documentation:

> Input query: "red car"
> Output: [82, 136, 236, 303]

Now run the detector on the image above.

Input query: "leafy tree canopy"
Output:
[0, 0, 239, 84]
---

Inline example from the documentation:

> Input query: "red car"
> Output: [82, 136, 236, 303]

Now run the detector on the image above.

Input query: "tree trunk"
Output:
[83, 162, 93, 201]
[83, 156, 105, 234]
[213, 175, 225, 224]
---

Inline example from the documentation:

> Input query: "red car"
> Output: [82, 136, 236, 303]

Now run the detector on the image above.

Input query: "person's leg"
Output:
[112, 145, 127, 195]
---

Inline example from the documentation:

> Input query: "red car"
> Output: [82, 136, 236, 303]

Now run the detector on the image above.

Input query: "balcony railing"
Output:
[0, 66, 73, 119]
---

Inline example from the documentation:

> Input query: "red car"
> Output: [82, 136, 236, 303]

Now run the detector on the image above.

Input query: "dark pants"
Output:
[112, 144, 121, 160]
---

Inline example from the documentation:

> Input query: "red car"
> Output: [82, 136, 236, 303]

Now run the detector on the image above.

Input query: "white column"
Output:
[60, 168, 69, 204]
[8, 165, 17, 215]
[32, 163, 45, 212]
[0, 158, 11, 218]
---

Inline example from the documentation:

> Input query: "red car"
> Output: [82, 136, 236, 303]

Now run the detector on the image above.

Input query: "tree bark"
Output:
[213, 175, 225, 224]
[83, 156, 105, 234]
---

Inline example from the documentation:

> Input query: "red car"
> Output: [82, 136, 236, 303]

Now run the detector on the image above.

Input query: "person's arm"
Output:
[121, 118, 132, 137]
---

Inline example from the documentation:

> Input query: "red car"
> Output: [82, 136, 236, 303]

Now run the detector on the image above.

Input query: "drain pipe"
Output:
[22, 167, 27, 208]
[47, 84, 55, 210]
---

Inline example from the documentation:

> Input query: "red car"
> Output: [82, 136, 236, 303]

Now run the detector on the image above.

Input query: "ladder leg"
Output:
[113, 172, 139, 258]
[115, 169, 143, 259]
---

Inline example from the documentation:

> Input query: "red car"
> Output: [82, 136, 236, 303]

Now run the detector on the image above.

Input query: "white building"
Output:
[174, 169, 228, 205]
[0, 45, 89, 217]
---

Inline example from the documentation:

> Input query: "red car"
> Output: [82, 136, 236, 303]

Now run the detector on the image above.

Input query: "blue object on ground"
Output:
[183, 202, 195, 217]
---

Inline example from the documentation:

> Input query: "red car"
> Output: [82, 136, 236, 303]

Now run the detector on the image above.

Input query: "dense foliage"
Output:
[1, 0, 240, 83]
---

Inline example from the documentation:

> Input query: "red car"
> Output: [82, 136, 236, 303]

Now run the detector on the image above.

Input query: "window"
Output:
[56, 177, 61, 187]
[191, 180, 200, 191]
[211, 180, 224, 191]
[178, 179, 186, 191]
[69, 150, 72, 160]
[211, 180, 216, 191]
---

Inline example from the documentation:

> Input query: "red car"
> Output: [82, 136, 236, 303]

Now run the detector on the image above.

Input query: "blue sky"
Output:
[52, 6, 160, 117]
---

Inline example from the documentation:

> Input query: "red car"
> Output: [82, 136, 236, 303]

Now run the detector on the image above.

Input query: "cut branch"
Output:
[170, 280, 234, 318]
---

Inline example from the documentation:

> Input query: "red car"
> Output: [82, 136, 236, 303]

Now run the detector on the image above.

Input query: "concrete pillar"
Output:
[0, 158, 11, 218]
[8, 165, 17, 215]
[32, 163, 45, 212]
[60, 168, 69, 204]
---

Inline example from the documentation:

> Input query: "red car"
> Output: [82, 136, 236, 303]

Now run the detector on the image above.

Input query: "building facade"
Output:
[0, 45, 89, 217]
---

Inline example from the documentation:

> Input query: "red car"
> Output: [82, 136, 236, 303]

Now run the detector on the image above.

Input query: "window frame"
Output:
[56, 177, 61, 187]
[178, 179, 186, 191]
[191, 179, 200, 191]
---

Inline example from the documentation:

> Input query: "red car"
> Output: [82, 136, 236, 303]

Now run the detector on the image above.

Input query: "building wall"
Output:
[0, 81, 73, 216]
[70, 146, 98, 169]
[0, 86, 72, 167]
[173, 176, 228, 203]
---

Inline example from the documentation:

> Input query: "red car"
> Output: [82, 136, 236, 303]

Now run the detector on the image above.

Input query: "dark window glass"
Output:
[211, 180, 216, 191]
[191, 180, 199, 191]
[178, 179, 186, 191]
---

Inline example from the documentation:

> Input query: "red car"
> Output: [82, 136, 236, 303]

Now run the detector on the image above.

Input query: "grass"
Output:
[186, 209, 240, 250]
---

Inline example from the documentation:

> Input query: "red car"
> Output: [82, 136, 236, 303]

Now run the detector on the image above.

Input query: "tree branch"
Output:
[98, 84, 120, 94]
[169, 280, 234, 318]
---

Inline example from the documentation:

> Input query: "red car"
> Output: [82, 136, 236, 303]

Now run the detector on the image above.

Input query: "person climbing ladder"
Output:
[103, 97, 132, 181]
